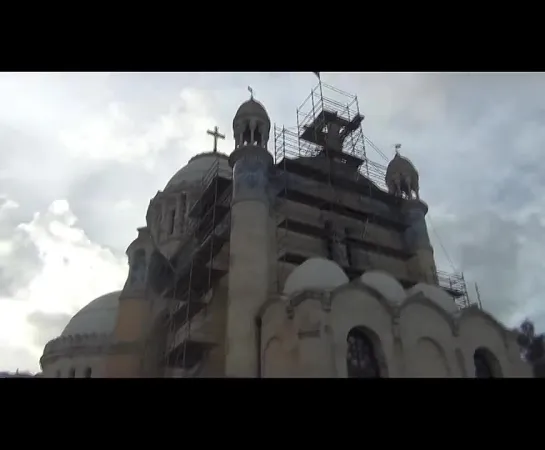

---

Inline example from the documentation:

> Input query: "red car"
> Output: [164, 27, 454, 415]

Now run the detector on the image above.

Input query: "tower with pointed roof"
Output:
[225, 94, 273, 377]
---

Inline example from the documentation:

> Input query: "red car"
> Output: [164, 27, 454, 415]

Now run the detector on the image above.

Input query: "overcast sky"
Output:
[1, 72, 544, 373]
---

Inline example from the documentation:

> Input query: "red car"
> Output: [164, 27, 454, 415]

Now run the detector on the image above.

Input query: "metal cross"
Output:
[207, 126, 225, 153]
[248, 86, 254, 99]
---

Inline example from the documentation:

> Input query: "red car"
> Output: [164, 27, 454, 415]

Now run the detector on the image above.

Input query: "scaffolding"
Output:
[275, 82, 379, 292]
[159, 159, 232, 378]
[274, 82, 389, 190]
[437, 270, 471, 309]
[274, 81, 473, 310]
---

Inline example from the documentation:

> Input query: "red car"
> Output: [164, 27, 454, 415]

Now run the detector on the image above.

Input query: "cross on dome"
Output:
[207, 126, 225, 153]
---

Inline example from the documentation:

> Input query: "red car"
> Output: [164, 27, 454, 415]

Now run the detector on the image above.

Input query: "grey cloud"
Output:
[2, 72, 545, 343]
[27, 310, 71, 347]
[430, 209, 545, 329]
[0, 235, 42, 298]
[66, 161, 157, 253]
[0, 199, 43, 299]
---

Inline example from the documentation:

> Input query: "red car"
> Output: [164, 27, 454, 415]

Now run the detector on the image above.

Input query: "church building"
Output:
[40, 81, 531, 378]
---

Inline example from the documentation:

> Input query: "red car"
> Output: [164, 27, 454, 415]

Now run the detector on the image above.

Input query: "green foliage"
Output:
[517, 319, 545, 378]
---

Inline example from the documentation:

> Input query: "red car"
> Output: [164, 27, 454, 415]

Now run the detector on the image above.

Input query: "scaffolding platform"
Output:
[300, 110, 364, 147]
[274, 127, 389, 192]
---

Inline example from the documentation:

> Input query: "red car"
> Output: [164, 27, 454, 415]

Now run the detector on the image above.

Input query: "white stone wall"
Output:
[261, 257, 532, 378]
[41, 333, 111, 378]
[42, 354, 105, 378]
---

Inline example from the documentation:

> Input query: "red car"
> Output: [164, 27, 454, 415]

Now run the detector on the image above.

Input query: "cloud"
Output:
[0, 197, 43, 298]
[58, 88, 219, 167]
[27, 311, 72, 348]
[15, 199, 127, 310]
[0, 197, 127, 372]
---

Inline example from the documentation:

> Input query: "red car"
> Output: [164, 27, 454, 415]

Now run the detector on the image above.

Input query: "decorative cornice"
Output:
[40, 333, 112, 366]
[281, 281, 514, 350]
[285, 289, 332, 319]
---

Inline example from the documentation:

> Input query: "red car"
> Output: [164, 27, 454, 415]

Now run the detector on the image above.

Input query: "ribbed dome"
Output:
[61, 291, 121, 337]
[165, 152, 231, 190]
[233, 98, 270, 124]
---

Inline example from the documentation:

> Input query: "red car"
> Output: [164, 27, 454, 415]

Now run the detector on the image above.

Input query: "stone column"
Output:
[225, 145, 273, 377]
[105, 228, 153, 378]
[402, 200, 438, 285]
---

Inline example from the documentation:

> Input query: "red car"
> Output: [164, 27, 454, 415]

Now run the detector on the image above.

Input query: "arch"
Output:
[455, 348, 468, 378]
[262, 337, 295, 378]
[473, 347, 503, 378]
[130, 249, 147, 285]
[406, 283, 459, 315]
[400, 294, 457, 335]
[84, 367, 92, 378]
[284, 258, 348, 295]
[68, 367, 76, 378]
[414, 337, 451, 378]
[359, 271, 406, 305]
[346, 326, 388, 378]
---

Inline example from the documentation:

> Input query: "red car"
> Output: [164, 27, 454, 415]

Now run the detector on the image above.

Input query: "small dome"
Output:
[386, 152, 417, 176]
[284, 258, 348, 295]
[61, 291, 121, 337]
[165, 152, 231, 190]
[233, 98, 270, 124]
[406, 283, 459, 314]
[360, 271, 406, 304]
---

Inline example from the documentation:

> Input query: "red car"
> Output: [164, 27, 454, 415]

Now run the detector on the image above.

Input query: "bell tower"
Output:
[385, 150, 438, 285]
[225, 93, 273, 377]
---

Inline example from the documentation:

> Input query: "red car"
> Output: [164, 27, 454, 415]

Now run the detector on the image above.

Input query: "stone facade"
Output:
[260, 260, 530, 378]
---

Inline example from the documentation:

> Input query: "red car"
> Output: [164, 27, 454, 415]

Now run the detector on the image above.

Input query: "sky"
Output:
[1, 71, 545, 373]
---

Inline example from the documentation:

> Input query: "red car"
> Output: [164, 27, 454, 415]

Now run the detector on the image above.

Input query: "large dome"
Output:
[165, 152, 231, 190]
[61, 291, 121, 337]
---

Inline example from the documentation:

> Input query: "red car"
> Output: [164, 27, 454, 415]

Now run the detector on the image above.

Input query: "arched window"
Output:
[474, 347, 502, 378]
[68, 368, 76, 378]
[130, 249, 147, 285]
[347, 327, 381, 378]
[169, 209, 176, 235]
[84, 367, 92, 378]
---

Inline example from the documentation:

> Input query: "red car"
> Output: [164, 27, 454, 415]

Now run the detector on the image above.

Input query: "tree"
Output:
[516, 319, 545, 378]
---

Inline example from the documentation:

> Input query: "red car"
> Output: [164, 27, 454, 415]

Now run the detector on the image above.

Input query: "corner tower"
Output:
[106, 227, 153, 377]
[225, 96, 273, 377]
[385, 150, 437, 285]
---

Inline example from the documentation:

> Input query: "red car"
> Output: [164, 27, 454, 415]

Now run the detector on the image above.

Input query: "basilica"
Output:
[39, 81, 531, 378]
